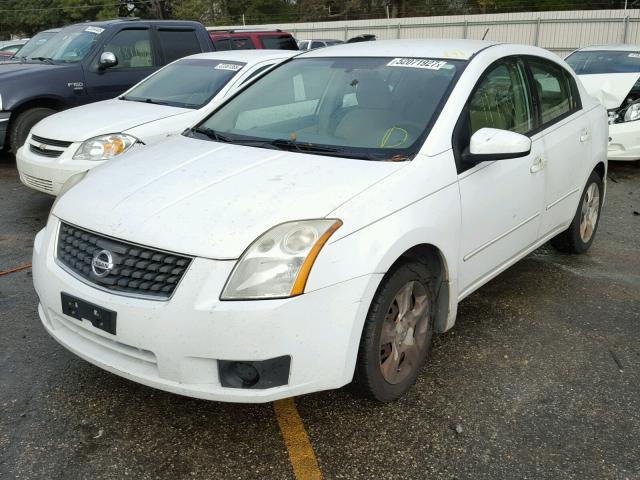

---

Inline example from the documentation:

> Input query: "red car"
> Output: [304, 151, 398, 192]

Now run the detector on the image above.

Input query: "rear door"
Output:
[84, 27, 159, 101]
[525, 56, 590, 236]
[455, 57, 546, 295]
[156, 27, 203, 63]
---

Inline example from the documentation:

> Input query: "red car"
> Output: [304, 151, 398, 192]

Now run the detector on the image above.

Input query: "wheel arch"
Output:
[384, 243, 452, 334]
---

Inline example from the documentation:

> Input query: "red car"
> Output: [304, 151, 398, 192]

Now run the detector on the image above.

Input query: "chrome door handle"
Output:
[530, 156, 545, 174]
[580, 128, 591, 142]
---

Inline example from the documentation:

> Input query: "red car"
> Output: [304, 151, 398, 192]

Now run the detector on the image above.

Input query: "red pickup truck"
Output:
[209, 29, 298, 51]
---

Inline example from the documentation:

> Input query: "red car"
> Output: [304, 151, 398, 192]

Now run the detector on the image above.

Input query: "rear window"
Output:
[566, 50, 640, 74]
[158, 29, 201, 63]
[260, 35, 298, 50]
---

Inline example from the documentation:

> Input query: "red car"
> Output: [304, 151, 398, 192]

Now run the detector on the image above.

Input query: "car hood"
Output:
[0, 61, 67, 77]
[32, 99, 189, 142]
[578, 73, 639, 109]
[53, 135, 404, 259]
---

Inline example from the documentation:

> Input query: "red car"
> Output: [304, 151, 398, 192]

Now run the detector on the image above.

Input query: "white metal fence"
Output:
[209, 9, 640, 58]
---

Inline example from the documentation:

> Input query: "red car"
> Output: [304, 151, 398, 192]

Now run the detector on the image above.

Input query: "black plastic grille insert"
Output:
[57, 222, 192, 300]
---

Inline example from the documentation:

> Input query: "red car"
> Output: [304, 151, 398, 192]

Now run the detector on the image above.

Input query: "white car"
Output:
[16, 49, 297, 195]
[566, 44, 640, 160]
[32, 40, 607, 403]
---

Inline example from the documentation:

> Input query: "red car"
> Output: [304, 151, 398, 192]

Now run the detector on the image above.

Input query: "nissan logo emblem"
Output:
[91, 249, 114, 277]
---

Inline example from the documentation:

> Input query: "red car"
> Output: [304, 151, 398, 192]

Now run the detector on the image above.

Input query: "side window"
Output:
[528, 58, 577, 126]
[310, 41, 324, 49]
[213, 39, 231, 51]
[103, 29, 154, 69]
[231, 38, 255, 50]
[468, 60, 534, 137]
[157, 29, 201, 63]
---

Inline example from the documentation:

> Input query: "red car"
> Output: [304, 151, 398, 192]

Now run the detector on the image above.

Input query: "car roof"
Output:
[577, 44, 640, 52]
[71, 19, 203, 28]
[180, 49, 299, 64]
[298, 39, 500, 60]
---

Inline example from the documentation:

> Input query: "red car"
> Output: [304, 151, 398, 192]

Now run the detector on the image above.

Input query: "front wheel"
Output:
[353, 262, 435, 402]
[550, 170, 603, 254]
[8, 107, 57, 153]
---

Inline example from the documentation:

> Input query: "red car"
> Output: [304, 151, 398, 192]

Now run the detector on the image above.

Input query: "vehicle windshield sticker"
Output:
[215, 63, 243, 71]
[85, 26, 105, 35]
[387, 58, 448, 70]
[628, 53, 640, 58]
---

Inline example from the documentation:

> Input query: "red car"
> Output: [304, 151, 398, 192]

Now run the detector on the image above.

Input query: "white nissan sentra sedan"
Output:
[32, 40, 607, 403]
[566, 45, 640, 161]
[16, 49, 297, 195]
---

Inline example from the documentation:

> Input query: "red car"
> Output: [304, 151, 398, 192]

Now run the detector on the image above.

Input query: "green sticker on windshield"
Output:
[387, 58, 447, 70]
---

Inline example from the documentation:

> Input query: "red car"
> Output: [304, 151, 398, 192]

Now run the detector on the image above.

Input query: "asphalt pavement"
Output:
[1, 154, 638, 480]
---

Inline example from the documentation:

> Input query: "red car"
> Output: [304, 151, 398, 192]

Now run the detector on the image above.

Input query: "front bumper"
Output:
[0, 111, 10, 149]
[608, 121, 640, 161]
[33, 218, 380, 402]
[16, 135, 99, 195]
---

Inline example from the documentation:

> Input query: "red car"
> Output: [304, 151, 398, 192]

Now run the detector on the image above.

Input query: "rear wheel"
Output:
[550, 170, 603, 254]
[354, 262, 435, 402]
[8, 107, 57, 153]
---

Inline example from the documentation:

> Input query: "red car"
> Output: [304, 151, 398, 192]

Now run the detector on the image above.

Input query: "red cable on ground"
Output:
[0, 263, 32, 276]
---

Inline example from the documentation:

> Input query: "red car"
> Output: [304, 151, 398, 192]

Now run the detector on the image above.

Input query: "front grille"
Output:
[31, 134, 73, 148]
[56, 222, 192, 300]
[29, 144, 63, 158]
[29, 135, 72, 158]
[22, 173, 53, 192]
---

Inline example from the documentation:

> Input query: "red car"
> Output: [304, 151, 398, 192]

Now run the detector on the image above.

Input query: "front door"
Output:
[83, 27, 158, 102]
[455, 58, 546, 296]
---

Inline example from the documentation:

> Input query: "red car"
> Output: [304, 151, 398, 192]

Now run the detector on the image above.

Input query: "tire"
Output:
[353, 261, 435, 402]
[8, 108, 57, 154]
[550, 170, 603, 254]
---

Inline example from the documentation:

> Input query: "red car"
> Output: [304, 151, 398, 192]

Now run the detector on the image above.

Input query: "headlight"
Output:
[73, 133, 137, 160]
[221, 219, 342, 300]
[623, 102, 640, 122]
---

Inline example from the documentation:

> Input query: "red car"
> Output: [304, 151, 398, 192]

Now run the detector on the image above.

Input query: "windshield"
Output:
[566, 50, 640, 75]
[15, 31, 57, 59]
[28, 25, 101, 63]
[123, 58, 246, 109]
[193, 57, 463, 160]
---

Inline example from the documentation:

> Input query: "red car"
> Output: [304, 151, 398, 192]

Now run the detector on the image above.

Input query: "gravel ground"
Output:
[1, 155, 638, 480]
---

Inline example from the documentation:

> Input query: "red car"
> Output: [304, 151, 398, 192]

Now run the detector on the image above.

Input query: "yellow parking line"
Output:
[273, 398, 322, 480]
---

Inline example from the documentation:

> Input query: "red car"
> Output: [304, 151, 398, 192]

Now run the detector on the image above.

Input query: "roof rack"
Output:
[210, 28, 283, 33]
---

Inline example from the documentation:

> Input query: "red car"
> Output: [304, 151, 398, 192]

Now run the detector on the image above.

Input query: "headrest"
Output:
[354, 72, 392, 109]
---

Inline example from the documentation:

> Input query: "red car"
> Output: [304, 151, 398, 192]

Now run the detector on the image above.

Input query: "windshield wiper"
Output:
[122, 96, 169, 106]
[188, 127, 234, 143]
[30, 56, 53, 64]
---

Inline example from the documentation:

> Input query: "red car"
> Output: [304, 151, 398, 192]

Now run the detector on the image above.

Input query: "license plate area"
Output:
[61, 292, 117, 335]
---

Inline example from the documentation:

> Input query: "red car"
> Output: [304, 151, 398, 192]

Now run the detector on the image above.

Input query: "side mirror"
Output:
[462, 128, 532, 165]
[99, 51, 118, 69]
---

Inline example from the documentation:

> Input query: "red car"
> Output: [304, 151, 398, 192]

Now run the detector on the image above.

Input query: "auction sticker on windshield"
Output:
[387, 58, 448, 69]
[215, 63, 243, 71]
[85, 26, 105, 35]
